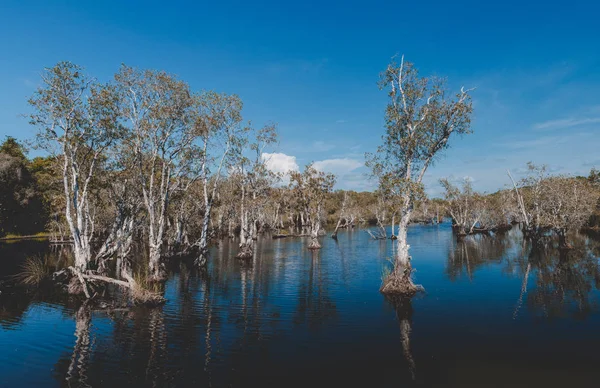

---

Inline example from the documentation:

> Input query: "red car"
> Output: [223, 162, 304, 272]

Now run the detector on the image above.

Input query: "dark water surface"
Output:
[2, 224, 600, 387]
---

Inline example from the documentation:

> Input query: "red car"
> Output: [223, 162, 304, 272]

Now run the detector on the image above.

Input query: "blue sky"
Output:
[1, 0, 599, 196]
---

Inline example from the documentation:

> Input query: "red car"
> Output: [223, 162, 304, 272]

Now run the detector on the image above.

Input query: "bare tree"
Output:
[367, 55, 474, 295]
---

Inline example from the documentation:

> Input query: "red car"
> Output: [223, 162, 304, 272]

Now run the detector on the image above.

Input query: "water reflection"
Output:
[294, 250, 337, 327]
[1, 225, 600, 387]
[65, 305, 92, 387]
[526, 236, 600, 320]
[387, 296, 416, 382]
[446, 229, 521, 281]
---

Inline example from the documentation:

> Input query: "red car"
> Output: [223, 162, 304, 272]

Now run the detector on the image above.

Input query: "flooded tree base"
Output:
[236, 244, 253, 259]
[307, 238, 321, 249]
[147, 263, 168, 283]
[147, 273, 168, 283]
[380, 267, 423, 296]
[195, 253, 208, 268]
[57, 268, 166, 306]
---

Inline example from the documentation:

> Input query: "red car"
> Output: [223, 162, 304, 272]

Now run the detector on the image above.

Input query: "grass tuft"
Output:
[18, 255, 51, 285]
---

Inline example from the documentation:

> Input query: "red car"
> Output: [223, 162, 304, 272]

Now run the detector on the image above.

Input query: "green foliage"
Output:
[0, 136, 27, 161]
[0, 138, 48, 237]
[589, 167, 600, 187]
[367, 56, 474, 228]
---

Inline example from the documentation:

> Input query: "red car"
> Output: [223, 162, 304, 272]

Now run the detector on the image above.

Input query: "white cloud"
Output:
[261, 152, 299, 175]
[313, 158, 362, 176]
[533, 117, 600, 130]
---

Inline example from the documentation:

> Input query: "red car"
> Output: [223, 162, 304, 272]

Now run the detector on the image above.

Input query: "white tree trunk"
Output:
[148, 243, 162, 279]
[381, 201, 419, 295]
[196, 202, 212, 267]
[308, 208, 322, 249]
[395, 211, 411, 270]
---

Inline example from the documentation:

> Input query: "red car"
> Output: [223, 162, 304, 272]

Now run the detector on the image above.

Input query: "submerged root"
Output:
[380, 265, 424, 296]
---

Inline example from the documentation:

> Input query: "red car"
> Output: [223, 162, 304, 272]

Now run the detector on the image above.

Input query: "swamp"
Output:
[1, 2, 600, 386]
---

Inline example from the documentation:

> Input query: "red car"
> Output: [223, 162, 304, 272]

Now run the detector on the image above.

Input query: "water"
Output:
[1, 224, 600, 387]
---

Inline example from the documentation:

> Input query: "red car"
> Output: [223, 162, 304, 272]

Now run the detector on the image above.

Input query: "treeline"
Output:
[438, 163, 600, 247]
[0, 133, 446, 243]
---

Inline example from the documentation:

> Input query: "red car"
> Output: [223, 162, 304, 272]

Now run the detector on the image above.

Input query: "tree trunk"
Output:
[228, 219, 234, 238]
[558, 229, 572, 249]
[456, 224, 467, 242]
[236, 241, 253, 259]
[331, 218, 342, 239]
[148, 244, 165, 281]
[380, 209, 420, 295]
[195, 202, 212, 267]
[236, 186, 253, 260]
[73, 244, 89, 272]
[252, 219, 258, 240]
[308, 218, 321, 249]
[175, 217, 184, 246]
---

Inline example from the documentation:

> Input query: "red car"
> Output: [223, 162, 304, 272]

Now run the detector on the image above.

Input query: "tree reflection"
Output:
[505, 231, 600, 320]
[446, 231, 519, 281]
[387, 296, 416, 381]
[65, 304, 92, 387]
[145, 307, 167, 386]
[525, 235, 600, 319]
[294, 249, 337, 327]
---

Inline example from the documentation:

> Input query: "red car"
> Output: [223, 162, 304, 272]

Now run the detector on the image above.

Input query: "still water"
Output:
[1, 223, 600, 387]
